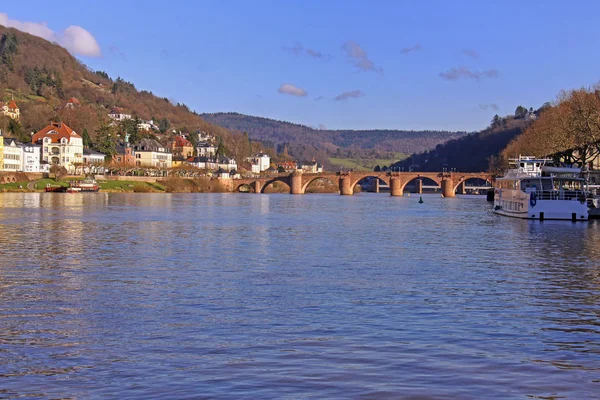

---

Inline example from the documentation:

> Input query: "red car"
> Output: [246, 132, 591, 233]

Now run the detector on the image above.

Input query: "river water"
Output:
[0, 193, 599, 399]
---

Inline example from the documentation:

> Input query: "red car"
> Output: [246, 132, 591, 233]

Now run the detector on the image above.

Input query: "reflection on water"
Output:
[1, 193, 600, 398]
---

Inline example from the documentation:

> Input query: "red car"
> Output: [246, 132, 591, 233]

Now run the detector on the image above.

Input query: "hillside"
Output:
[0, 26, 255, 160]
[201, 112, 468, 170]
[391, 116, 530, 172]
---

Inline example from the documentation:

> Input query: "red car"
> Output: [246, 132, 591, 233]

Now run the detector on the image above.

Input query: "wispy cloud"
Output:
[401, 44, 422, 54]
[314, 96, 324, 101]
[439, 66, 498, 81]
[334, 90, 365, 101]
[278, 83, 307, 97]
[479, 103, 499, 111]
[108, 44, 126, 60]
[461, 49, 479, 58]
[282, 43, 333, 61]
[341, 41, 382, 73]
[0, 12, 101, 57]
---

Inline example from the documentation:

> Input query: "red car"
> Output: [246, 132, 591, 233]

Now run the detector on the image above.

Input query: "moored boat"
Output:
[493, 156, 588, 221]
[66, 179, 100, 193]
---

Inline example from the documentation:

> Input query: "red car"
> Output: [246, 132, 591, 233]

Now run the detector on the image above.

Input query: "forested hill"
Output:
[0, 26, 250, 157]
[391, 116, 530, 172]
[201, 112, 468, 157]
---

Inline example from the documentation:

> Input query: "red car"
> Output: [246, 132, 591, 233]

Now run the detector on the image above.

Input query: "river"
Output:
[0, 193, 599, 399]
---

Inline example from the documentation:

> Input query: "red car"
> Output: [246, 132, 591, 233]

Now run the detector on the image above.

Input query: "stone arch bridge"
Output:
[233, 171, 493, 197]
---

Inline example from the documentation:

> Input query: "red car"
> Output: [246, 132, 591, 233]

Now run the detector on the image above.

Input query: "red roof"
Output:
[32, 122, 82, 144]
[8, 100, 18, 110]
[67, 97, 81, 105]
[174, 136, 192, 147]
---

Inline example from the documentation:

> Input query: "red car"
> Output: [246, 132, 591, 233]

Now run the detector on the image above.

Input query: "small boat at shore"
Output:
[66, 179, 100, 193]
[45, 179, 100, 193]
[493, 156, 588, 221]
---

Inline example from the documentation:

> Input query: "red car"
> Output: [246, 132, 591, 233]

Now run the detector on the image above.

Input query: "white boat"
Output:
[493, 156, 588, 221]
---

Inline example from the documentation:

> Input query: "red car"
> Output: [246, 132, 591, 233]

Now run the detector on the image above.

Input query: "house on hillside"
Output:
[108, 107, 132, 122]
[245, 153, 271, 173]
[2, 138, 22, 171]
[83, 149, 106, 165]
[276, 161, 297, 173]
[32, 121, 83, 172]
[21, 143, 42, 172]
[215, 167, 230, 179]
[0, 100, 20, 120]
[112, 144, 136, 166]
[132, 138, 172, 168]
[171, 136, 194, 158]
[64, 97, 81, 109]
[217, 156, 237, 171]
[137, 119, 156, 131]
[298, 158, 323, 173]
[196, 142, 217, 157]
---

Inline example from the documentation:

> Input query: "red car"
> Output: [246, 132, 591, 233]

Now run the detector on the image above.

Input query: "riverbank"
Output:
[0, 176, 343, 194]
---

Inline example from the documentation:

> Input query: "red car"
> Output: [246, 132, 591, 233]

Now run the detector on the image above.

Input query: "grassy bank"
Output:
[0, 179, 165, 192]
[329, 153, 408, 172]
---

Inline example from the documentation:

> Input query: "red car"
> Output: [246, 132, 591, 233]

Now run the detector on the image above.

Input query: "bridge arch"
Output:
[301, 175, 338, 194]
[349, 174, 390, 192]
[399, 174, 442, 193]
[401, 175, 441, 193]
[452, 175, 493, 192]
[234, 182, 255, 193]
[261, 177, 291, 194]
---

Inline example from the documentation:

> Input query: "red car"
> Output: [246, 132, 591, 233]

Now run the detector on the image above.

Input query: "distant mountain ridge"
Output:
[201, 112, 469, 160]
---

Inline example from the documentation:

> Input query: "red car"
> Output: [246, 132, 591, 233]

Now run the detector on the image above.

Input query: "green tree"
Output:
[216, 137, 226, 156]
[158, 118, 170, 134]
[94, 125, 116, 155]
[7, 118, 28, 142]
[188, 131, 199, 147]
[82, 128, 92, 148]
[0, 33, 18, 71]
[491, 114, 501, 127]
[121, 117, 141, 144]
[514, 105, 528, 119]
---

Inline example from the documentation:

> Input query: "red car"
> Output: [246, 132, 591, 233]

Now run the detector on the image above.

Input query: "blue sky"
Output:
[2, 1, 600, 131]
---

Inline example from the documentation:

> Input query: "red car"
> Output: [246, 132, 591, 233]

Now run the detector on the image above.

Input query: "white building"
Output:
[2, 138, 22, 171]
[246, 153, 270, 172]
[32, 122, 84, 172]
[133, 139, 173, 168]
[21, 144, 41, 172]
[197, 142, 217, 157]
[218, 156, 237, 172]
[108, 107, 132, 122]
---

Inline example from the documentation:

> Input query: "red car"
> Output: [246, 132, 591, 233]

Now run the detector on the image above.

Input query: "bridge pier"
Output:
[416, 178, 423, 194]
[339, 175, 354, 195]
[390, 176, 403, 196]
[253, 180, 261, 194]
[457, 181, 466, 195]
[442, 178, 455, 198]
[371, 179, 379, 193]
[290, 173, 304, 194]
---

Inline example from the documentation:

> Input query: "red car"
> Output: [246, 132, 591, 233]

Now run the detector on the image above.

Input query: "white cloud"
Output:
[0, 13, 101, 57]
[278, 83, 307, 97]
[334, 90, 365, 101]
[341, 41, 382, 73]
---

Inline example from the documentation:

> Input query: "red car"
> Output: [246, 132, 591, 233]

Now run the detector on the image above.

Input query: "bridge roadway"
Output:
[233, 171, 494, 197]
